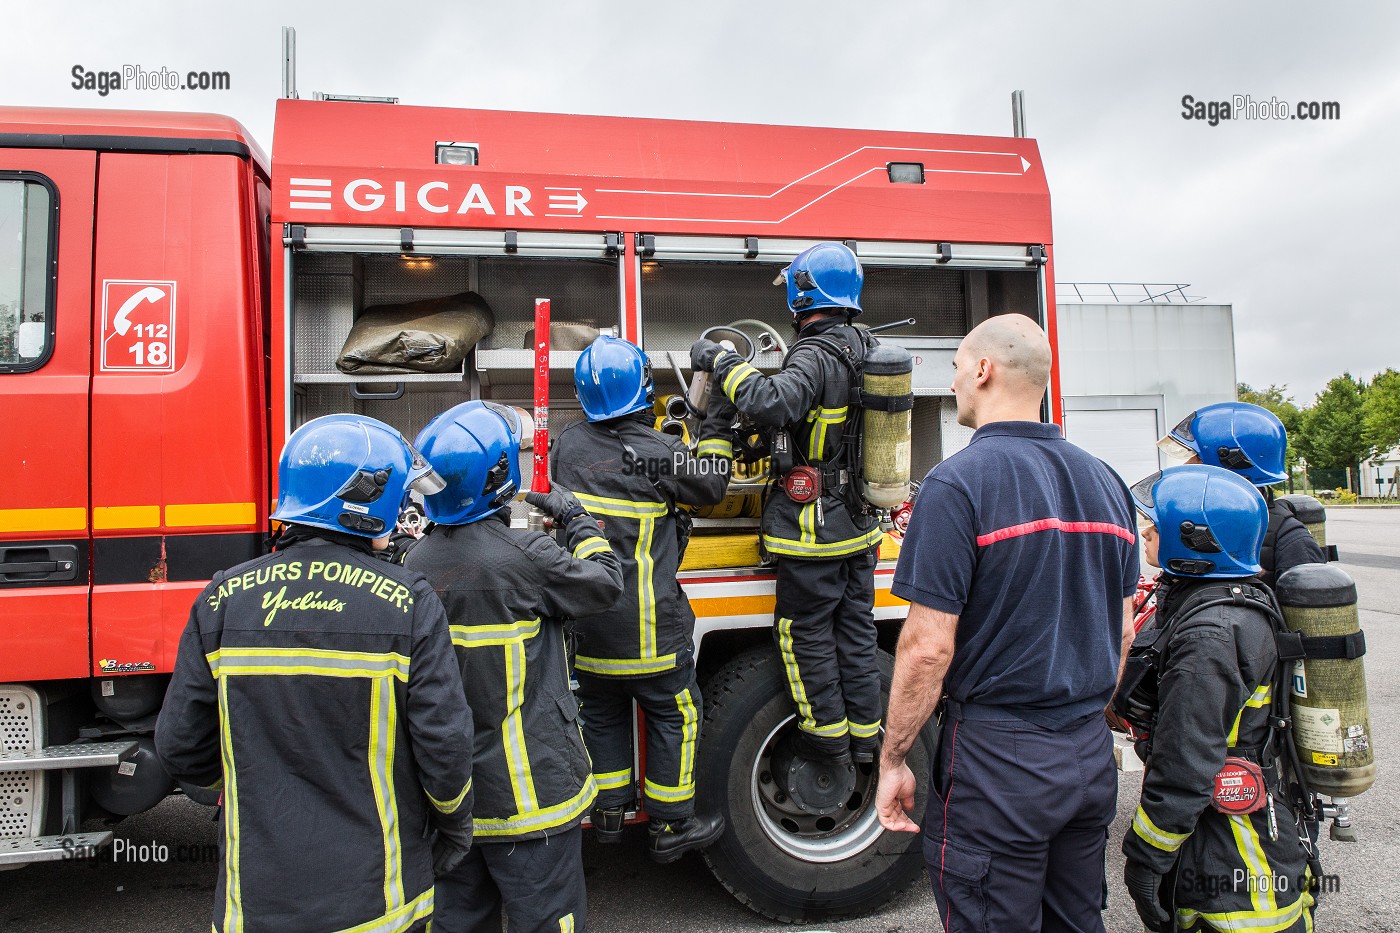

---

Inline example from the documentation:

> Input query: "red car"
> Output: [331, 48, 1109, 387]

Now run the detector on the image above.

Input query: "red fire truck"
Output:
[0, 91, 1055, 920]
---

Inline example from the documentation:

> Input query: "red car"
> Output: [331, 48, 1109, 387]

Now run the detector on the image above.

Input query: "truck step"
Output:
[0, 831, 114, 867]
[0, 739, 137, 772]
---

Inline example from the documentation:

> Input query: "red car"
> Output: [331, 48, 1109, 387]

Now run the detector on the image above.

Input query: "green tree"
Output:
[1362, 368, 1400, 457]
[1296, 374, 1369, 492]
[1237, 382, 1304, 476]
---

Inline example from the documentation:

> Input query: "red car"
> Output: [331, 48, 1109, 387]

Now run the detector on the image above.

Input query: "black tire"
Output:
[698, 645, 935, 922]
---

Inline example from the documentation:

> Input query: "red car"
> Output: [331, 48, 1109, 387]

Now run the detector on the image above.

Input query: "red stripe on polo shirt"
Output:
[976, 517, 1136, 547]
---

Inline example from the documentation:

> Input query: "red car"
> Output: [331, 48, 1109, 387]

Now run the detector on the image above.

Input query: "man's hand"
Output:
[875, 759, 921, 833]
[432, 817, 473, 877]
[1124, 860, 1171, 932]
[690, 338, 727, 373]
[525, 488, 586, 526]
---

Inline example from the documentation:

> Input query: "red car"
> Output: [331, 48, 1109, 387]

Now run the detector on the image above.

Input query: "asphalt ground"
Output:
[3, 507, 1397, 932]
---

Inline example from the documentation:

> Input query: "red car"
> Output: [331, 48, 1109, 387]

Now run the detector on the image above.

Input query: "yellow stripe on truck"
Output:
[0, 507, 87, 533]
[165, 502, 257, 527]
[93, 505, 161, 530]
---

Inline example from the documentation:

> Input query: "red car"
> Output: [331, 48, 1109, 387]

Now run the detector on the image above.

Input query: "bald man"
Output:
[876, 314, 1139, 933]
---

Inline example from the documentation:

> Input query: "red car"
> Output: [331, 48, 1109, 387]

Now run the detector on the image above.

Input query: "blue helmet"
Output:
[779, 242, 863, 316]
[272, 414, 444, 538]
[414, 401, 522, 525]
[1160, 401, 1288, 486]
[574, 336, 654, 422]
[1131, 464, 1268, 579]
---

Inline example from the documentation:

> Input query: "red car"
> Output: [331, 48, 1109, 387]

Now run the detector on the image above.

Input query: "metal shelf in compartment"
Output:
[293, 367, 468, 385]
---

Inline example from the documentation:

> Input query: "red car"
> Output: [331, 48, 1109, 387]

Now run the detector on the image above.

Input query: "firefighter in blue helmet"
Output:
[1117, 465, 1317, 932]
[552, 335, 732, 862]
[404, 401, 624, 933]
[1158, 401, 1324, 588]
[689, 243, 884, 773]
[157, 414, 475, 933]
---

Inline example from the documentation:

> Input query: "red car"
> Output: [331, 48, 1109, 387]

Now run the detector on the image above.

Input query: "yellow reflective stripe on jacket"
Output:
[574, 492, 668, 518]
[574, 653, 678, 676]
[451, 618, 541, 649]
[572, 536, 612, 560]
[644, 776, 696, 803]
[368, 676, 404, 911]
[806, 405, 847, 460]
[330, 887, 434, 933]
[593, 768, 632, 791]
[502, 639, 540, 813]
[721, 360, 762, 399]
[762, 525, 884, 559]
[636, 516, 658, 660]
[473, 774, 598, 838]
[677, 688, 699, 789]
[1229, 813, 1277, 912]
[218, 677, 244, 933]
[849, 720, 882, 739]
[1131, 805, 1190, 852]
[425, 777, 473, 815]
[206, 647, 411, 681]
[1227, 683, 1273, 746]
[695, 438, 733, 458]
[1177, 891, 1309, 932]
[798, 503, 818, 547]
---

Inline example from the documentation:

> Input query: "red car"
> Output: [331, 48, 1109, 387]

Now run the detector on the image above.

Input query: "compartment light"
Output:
[435, 142, 479, 166]
[887, 162, 925, 184]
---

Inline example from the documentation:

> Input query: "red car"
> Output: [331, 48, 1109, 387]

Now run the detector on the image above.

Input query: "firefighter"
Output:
[403, 401, 624, 933]
[552, 335, 731, 862]
[155, 414, 474, 933]
[1158, 401, 1324, 588]
[1120, 464, 1316, 932]
[689, 242, 884, 767]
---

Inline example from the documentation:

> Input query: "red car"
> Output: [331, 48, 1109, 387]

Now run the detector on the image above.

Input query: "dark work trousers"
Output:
[924, 704, 1117, 933]
[577, 666, 701, 822]
[772, 547, 882, 755]
[433, 826, 585, 933]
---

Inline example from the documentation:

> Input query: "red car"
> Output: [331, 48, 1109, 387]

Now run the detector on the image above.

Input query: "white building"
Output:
[1360, 447, 1400, 499]
[1055, 283, 1238, 484]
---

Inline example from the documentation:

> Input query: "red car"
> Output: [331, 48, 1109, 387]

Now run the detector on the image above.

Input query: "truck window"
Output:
[0, 175, 56, 372]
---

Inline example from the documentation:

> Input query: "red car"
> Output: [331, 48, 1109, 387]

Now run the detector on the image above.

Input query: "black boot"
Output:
[591, 806, 625, 844]
[648, 813, 725, 864]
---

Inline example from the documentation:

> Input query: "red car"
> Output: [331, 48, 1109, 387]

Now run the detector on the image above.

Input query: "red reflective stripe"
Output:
[976, 518, 1136, 547]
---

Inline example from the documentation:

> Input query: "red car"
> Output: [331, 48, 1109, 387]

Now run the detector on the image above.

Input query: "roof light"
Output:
[436, 142, 479, 166]
[887, 162, 925, 184]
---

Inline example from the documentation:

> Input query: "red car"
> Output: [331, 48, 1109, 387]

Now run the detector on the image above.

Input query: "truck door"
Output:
[0, 150, 96, 681]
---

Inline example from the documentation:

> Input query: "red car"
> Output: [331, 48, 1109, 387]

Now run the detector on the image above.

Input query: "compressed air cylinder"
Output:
[860, 344, 914, 509]
[1277, 563, 1375, 798]
[1279, 494, 1328, 548]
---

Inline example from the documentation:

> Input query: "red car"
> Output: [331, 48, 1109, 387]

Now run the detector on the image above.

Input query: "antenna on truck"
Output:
[1011, 90, 1026, 137]
[282, 26, 298, 99]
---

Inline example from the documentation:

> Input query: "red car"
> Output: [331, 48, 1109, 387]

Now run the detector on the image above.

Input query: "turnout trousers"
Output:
[577, 666, 702, 822]
[433, 826, 585, 933]
[772, 547, 882, 755]
[924, 705, 1118, 933]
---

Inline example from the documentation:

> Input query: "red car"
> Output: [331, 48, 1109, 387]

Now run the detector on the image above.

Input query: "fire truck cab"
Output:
[1, 99, 1055, 920]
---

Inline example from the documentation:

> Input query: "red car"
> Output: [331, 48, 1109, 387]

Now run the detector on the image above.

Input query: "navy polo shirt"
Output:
[892, 421, 1139, 729]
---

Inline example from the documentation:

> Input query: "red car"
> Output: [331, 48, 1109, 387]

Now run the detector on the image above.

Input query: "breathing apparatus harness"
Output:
[1115, 579, 1325, 880]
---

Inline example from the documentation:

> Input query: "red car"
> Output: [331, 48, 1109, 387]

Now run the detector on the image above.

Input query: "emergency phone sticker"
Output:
[100, 280, 177, 373]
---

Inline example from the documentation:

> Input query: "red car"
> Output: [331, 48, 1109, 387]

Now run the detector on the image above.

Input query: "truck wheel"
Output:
[697, 646, 934, 922]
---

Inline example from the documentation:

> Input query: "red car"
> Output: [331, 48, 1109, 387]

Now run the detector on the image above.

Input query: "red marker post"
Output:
[528, 299, 551, 531]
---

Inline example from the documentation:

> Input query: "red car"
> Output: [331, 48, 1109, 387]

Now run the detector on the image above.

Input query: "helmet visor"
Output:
[405, 439, 447, 496]
[1130, 470, 1163, 520]
[1157, 412, 1198, 464]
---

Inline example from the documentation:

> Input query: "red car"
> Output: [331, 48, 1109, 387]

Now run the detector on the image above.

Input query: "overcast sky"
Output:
[6, 1, 1396, 403]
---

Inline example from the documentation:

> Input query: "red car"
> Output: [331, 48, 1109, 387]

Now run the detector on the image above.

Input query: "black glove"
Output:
[432, 816, 473, 877]
[690, 338, 728, 373]
[1123, 860, 1171, 932]
[525, 488, 587, 526]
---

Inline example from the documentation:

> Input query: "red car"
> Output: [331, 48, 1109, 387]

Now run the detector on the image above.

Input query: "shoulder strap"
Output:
[604, 425, 673, 508]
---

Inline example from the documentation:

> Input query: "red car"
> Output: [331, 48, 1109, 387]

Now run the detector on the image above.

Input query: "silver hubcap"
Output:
[750, 715, 885, 863]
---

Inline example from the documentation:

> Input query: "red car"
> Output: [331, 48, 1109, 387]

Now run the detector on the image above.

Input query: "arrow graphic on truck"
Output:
[544, 187, 588, 216]
[596, 145, 1034, 224]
